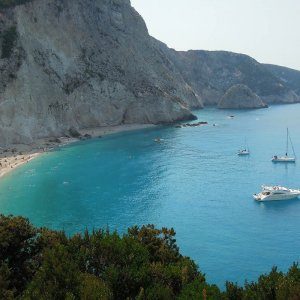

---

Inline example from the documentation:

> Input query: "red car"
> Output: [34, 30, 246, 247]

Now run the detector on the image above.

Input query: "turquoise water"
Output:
[1, 104, 300, 287]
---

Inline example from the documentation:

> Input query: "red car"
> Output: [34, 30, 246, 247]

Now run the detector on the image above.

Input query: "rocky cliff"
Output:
[0, 0, 200, 145]
[218, 84, 267, 109]
[168, 50, 300, 106]
[0, 0, 299, 145]
[264, 64, 300, 95]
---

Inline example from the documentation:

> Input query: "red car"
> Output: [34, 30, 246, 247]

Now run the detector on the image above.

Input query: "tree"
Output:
[1, 215, 300, 299]
[0, 215, 42, 294]
[79, 273, 112, 300]
[24, 244, 81, 299]
[127, 224, 180, 264]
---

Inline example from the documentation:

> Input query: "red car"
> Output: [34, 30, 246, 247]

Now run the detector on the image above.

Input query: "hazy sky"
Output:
[131, 0, 300, 71]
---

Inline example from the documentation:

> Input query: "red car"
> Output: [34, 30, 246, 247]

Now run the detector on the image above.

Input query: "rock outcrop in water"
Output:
[218, 84, 267, 109]
[0, 0, 299, 145]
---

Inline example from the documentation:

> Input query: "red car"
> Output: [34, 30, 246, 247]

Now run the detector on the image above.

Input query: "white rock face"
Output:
[218, 84, 268, 109]
[0, 0, 201, 145]
[1, 0, 299, 145]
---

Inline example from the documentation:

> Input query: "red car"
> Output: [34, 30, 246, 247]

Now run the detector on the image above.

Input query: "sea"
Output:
[1, 104, 300, 287]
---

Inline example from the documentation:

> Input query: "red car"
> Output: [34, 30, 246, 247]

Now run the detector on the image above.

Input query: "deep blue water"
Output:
[1, 104, 300, 287]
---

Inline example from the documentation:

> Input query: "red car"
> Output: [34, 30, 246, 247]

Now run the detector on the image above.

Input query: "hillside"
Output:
[0, 0, 299, 145]
[168, 50, 299, 106]
[264, 64, 300, 95]
[0, 0, 200, 145]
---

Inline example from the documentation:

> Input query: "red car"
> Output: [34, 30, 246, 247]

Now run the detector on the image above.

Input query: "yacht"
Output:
[272, 128, 296, 163]
[253, 185, 300, 201]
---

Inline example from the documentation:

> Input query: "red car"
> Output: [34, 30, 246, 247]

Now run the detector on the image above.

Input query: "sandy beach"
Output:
[0, 124, 155, 179]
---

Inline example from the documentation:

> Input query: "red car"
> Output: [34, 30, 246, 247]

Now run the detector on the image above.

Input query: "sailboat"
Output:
[272, 128, 296, 163]
[238, 139, 250, 156]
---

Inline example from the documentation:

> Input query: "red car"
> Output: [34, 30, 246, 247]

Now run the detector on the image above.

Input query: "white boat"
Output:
[253, 185, 300, 201]
[272, 128, 296, 162]
[238, 149, 250, 156]
[238, 139, 250, 156]
[272, 155, 295, 162]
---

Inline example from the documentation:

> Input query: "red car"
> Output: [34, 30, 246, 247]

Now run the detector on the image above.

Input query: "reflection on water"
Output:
[256, 198, 300, 211]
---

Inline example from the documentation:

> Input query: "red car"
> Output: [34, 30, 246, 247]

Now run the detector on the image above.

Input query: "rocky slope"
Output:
[0, 0, 300, 145]
[0, 0, 200, 145]
[264, 64, 300, 95]
[168, 50, 299, 106]
[218, 84, 267, 109]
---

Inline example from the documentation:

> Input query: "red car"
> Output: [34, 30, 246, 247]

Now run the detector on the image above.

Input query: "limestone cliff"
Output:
[168, 50, 300, 106]
[264, 64, 300, 95]
[0, 0, 200, 145]
[1, 0, 300, 145]
[218, 84, 267, 109]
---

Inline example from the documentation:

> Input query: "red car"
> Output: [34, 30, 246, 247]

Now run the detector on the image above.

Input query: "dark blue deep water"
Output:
[1, 104, 300, 287]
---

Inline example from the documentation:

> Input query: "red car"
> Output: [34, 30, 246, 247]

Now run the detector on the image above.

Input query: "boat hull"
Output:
[238, 152, 249, 156]
[253, 193, 300, 201]
[272, 157, 295, 163]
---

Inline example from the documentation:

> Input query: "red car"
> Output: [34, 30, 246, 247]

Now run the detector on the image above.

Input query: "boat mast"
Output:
[286, 128, 289, 156]
[245, 139, 249, 152]
[289, 130, 296, 158]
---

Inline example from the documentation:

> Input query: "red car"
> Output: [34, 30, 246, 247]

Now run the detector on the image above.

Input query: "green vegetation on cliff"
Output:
[0, 0, 32, 9]
[1, 214, 300, 299]
[1, 26, 17, 58]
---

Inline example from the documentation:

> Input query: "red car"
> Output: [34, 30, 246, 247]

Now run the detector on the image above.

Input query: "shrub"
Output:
[1, 214, 300, 299]
[0, 0, 32, 9]
[1, 26, 17, 59]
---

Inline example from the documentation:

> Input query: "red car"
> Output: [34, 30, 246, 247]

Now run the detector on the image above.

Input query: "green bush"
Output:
[0, 0, 32, 9]
[1, 26, 17, 59]
[1, 214, 300, 299]
[0, 216, 207, 299]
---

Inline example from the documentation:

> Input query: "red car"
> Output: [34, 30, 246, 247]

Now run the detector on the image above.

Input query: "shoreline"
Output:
[0, 124, 155, 179]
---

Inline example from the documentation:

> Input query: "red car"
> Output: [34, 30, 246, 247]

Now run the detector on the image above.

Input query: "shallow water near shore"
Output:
[1, 104, 300, 287]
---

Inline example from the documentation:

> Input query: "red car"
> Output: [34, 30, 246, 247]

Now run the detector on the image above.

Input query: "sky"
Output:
[131, 0, 300, 71]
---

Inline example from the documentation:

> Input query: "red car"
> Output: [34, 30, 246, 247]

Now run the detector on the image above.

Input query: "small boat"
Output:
[272, 128, 296, 163]
[253, 185, 300, 201]
[238, 149, 250, 156]
[272, 155, 295, 162]
[238, 139, 250, 156]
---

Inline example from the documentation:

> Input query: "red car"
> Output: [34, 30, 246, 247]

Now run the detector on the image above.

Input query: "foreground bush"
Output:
[0, 214, 300, 299]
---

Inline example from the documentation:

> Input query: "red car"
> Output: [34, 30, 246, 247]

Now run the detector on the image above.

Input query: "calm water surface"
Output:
[1, 104, 300, 287]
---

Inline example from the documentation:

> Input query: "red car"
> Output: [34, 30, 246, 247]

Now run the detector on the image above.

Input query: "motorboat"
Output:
[272, 128, 296, 163]
[253, 185, 300, 201]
